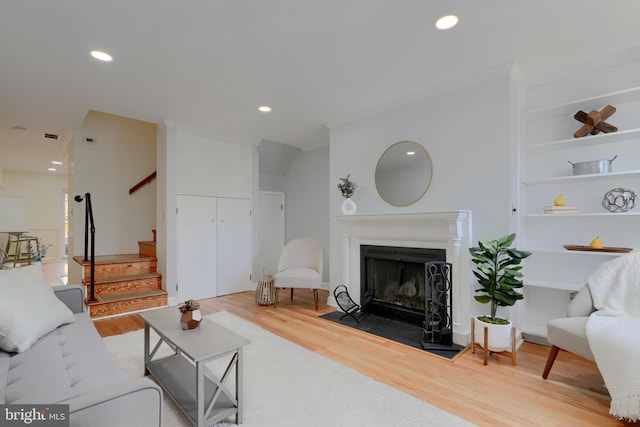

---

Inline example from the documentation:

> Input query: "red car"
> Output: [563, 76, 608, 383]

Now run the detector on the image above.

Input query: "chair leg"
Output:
[542, 345, 561, 379]
[471, 317, 476, 354]
[511, 326, 516, 366]
[274, 288, 280, 308]
[290, 288, 294, 301]
[483, 325, 489, 366]
[312, 289, 319, 310]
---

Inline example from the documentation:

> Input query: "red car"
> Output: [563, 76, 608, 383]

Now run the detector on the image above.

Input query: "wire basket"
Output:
[255, 270, 275, 305]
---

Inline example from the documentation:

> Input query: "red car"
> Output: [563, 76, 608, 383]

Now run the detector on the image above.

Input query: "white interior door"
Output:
[177, 195, 217, 301]
[217, 198, 252, 295]
[255, 191, 285, 278]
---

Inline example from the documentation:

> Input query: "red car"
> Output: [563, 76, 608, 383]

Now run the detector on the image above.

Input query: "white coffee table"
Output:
[140, 307, 250, 426]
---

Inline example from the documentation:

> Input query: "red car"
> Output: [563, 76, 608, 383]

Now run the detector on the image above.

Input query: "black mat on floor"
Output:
[320, 311, 464, 359]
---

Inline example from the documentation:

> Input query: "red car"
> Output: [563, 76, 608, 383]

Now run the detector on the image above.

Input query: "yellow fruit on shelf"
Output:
[554, 194, 565, 206]
[589, 237, 604, 249]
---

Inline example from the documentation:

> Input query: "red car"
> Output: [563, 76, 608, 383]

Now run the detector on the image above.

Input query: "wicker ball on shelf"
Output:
[602, 188, 637, 213]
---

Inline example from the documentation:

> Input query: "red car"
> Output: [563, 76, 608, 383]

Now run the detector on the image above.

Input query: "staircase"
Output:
[73, 230, 167, 318]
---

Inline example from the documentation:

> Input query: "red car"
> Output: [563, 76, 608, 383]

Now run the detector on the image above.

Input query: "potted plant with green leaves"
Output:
[469, 233, 531, 351]
[337, 174, 358, 215]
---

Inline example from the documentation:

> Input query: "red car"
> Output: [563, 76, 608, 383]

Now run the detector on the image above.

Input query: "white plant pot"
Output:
[341, 198, 357, 215]
[474, 316, 512, 352]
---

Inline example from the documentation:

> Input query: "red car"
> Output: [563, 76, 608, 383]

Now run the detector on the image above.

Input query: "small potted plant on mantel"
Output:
[469, 233, 531, 352]
[337, 174, 358, 215]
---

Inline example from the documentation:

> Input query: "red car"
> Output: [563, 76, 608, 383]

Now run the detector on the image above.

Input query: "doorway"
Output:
[255, 191, 285, 280]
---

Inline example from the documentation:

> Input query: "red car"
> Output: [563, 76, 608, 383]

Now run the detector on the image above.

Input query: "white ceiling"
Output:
[2, 1, 640, 175]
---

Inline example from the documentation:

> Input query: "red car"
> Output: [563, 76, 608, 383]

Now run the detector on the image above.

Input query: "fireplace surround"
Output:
[335, 211, 472, 346]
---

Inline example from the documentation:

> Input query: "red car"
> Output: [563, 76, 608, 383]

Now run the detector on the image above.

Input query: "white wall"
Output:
[1, 170, 67, 261]
[328, 68, 516, 303]
[155, 120, 177, 301]
[259, 173, 286, 192]
[68, 111, 157, 284]
[176, 132, 252, 198]
[156, 128, 253, 303]
[283, 147, 330, 283]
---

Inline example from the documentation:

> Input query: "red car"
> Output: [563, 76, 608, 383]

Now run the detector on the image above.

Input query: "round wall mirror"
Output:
[375, 141, 433, 207]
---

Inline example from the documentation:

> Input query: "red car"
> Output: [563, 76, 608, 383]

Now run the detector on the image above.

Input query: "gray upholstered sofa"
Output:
[0, 269, 162, 427]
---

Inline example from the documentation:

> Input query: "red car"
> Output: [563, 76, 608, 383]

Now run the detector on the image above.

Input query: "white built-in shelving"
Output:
[516, 66, 640, 340]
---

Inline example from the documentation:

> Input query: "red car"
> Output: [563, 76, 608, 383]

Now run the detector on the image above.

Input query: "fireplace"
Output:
[360, 245, 446, 325]
[336, 211, 472, 346]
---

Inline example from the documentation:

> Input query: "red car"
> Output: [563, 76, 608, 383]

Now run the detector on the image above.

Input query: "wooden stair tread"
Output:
[138, 241, 156, 257]
[76, 246, 163, 318]
[88, 272, 161, 284]
[87, 289, 166, 304]
[73, 254, 156, 266]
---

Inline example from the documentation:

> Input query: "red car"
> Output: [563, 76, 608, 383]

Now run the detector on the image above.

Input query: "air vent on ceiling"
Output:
[43, 133, 59, 140]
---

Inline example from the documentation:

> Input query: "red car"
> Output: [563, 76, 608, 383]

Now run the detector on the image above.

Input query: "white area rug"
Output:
[103, 311, 475, 427]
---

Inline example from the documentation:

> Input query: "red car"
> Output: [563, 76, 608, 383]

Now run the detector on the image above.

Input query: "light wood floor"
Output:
[94, 290, 637, 427]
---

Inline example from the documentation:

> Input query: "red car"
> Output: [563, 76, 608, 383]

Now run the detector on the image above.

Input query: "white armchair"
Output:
[274, 237, 324, 310]
[542, 284, 595, 379]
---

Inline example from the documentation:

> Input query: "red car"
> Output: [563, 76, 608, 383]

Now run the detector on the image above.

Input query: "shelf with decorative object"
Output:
[522, 212, 640, 218]
[523, 170, 640, 186]
[525, 247, 636, 257]
[525, 86, 640, 122]
[526, 127, 640, 153]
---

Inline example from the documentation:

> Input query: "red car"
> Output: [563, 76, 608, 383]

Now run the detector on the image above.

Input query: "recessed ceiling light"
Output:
[90, 50, 113, 62]
[258, 105, 272, 113]
[51, 161, 63, 165]
[435, 15, 458, 30]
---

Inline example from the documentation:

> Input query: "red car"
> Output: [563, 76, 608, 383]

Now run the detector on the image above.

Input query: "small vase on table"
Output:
[179, 299, 202, 330]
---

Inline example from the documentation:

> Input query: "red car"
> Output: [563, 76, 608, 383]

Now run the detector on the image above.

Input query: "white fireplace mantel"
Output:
[336, 210, 473, 346]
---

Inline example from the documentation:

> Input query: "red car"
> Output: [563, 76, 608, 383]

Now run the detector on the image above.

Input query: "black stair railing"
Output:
[74, 193, 97, 302]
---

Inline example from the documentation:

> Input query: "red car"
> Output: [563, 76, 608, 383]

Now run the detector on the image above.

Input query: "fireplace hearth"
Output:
[360, 245, 446, 325]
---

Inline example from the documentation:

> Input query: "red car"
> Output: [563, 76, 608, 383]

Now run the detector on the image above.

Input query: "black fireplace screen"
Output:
[421, 261, 453, 347]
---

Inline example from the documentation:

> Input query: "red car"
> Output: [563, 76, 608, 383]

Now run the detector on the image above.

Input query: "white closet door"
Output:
[217, 198, 251, 296]
[177, 195, 217, 301]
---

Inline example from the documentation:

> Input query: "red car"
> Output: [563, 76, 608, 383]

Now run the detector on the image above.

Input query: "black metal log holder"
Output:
[75, 193, 97, 302]
[421, 261, 453, 350]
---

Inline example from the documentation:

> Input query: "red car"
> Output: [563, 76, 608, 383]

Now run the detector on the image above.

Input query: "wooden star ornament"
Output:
[573, 104, 617, 138]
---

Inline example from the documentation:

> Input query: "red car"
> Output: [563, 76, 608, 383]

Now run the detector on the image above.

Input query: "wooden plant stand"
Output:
[470, 317, 517, 366]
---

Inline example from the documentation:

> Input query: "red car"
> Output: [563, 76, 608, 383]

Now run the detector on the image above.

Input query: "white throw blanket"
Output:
[585, 252, 640, 421]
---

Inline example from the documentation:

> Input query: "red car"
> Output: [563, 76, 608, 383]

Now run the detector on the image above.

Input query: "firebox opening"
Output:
[360, 245, 446, 325]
